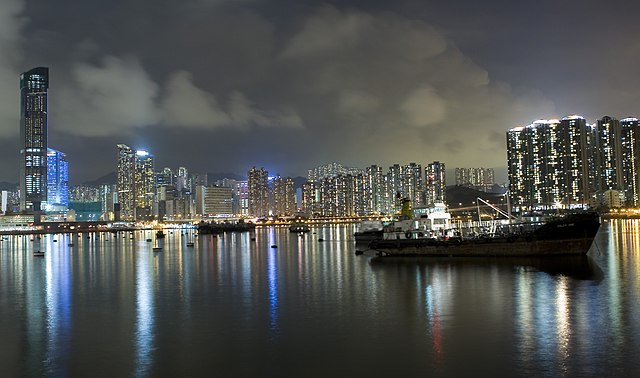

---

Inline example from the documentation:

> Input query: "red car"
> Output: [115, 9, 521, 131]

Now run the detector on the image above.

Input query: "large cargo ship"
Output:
[368, 212, 600, 257]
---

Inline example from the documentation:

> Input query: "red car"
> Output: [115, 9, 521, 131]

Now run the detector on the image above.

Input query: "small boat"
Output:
[289, 223, 310, 233]
[33, 251, 45, 257]
[152, 246, 162, 252]
[186, 241, 194, 247]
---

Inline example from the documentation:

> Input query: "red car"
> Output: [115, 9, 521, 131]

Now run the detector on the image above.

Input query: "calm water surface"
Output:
[1, 220, 639, 377]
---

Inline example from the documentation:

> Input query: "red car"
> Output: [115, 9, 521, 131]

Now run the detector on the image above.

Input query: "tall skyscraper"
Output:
[403, 163, 424, 207]
[248, 167, 269, 217]
[507, 115, 595, 211]
[45, 148, 69, 211]
[116, 144, 155, 220]
[364, 165, 385, 214]
[20, 67, 49, 211]
[272, 175, 296, 216]
[594, 116, 622, 192]
[134, 150, 155, 219]
[117, 144, 135, 219]
[177, 167, 189, 193]
[425, 161, 446, 205]
[620, 118, 640, 206]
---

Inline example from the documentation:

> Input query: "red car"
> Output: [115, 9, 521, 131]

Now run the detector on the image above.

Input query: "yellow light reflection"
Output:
[555, 276, 571, 373]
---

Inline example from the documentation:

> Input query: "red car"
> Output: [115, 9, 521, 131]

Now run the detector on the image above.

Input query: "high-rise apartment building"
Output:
[307, 162, 362, 182]
[117, 144, 135, 219]
[20, 67, 49, 211]
[134, 150, 155, 219]
[403, 163, 424, 207]
[455, 168, 495, 191]
[301, 181, 320, 217]
[100, 184, 116, 219]
[248, 167, 270, 217]
[620, 118, 640, 206]
[364, 165, 386, 214]
[595, 116, 622, 192]
[116, 144, 155, 220]
[272, 175, 296, 216]
[507, 115, 595, 210]
[233, 181, 249, 216]
[176, 167, 189, 193]
[45, 148, 69, 211]
[318, 174, 355, 217]
[425, 162, 446, 205]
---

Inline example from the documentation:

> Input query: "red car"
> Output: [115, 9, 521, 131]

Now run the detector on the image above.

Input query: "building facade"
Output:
[620, 118, 640, 206]
[272, 175, 296, 216]
[20, 67, 49, 211]
[116, 144, 155, 220]
[196, 185, 233, 216]
[248, 167, 270, 217]
[454, 167, 495, 191]
[45, 148, 69, 211]
[425, 161, 446, 205]
[507, 115, 595, 211]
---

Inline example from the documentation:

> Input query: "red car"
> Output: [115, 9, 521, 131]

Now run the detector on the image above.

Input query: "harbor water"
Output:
[1, 220, 639, 377]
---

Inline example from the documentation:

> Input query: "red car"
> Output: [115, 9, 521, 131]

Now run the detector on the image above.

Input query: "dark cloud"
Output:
[1, 0, 639, 184]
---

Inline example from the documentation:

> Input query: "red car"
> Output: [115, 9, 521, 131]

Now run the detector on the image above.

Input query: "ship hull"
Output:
[369, 212, 600, 257]
[369, 236, 596, 257]
[354, 230, 383, 243]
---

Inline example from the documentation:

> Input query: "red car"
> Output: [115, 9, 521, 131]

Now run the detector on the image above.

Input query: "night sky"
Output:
[1, 0, 639, 184]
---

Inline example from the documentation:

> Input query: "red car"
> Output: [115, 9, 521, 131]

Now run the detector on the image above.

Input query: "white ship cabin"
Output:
[357, 220, 384, 232]
[383, 203, 452, 240]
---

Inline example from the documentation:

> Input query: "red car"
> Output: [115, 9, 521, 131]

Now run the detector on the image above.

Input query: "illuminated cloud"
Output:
[0, 0, 25, 138]
[6, 0, 639, 182]
[161, 71, 231, 129]
[54, 56, 160, 137]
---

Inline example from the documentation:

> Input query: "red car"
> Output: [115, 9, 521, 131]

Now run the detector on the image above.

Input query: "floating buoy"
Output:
[271, 245, 277, 248]
[318, 238, 324, 242]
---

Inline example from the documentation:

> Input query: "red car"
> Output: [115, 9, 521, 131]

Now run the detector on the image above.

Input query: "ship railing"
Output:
[451, 219, 544, 239]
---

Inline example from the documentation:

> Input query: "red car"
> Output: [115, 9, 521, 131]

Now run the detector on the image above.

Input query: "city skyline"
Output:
[2, 1, 640, 183]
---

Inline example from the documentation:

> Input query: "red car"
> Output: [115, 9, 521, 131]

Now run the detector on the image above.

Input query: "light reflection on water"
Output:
[0, 221, 639, 376]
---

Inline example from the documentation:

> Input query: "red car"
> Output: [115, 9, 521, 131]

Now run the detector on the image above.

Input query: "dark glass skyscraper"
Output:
[20, 67, 49, 211]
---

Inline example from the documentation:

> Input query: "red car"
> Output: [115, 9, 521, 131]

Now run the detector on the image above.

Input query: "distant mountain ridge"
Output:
[82, 172, 116, 187]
